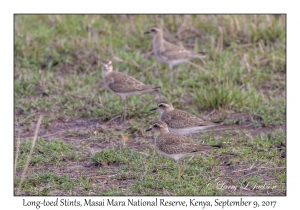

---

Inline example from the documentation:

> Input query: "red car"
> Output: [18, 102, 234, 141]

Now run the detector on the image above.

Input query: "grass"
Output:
[16, 138, 80, 169]
[14, 14, 286, 196]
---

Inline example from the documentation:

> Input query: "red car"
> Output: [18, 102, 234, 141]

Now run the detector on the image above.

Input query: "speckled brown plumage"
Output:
[144, 26, 207, 82]
[156, 131, 219, 155]
[146, 120, 220, 180]
[156, 40, 206, 62]
[144, 26, 207, 67]
[105, 71, 160, 94]
[101, 60, 160, 124]
[147, 120, 219, 160]
[161, 109, 216, 129]
[151, 101, 220, 135]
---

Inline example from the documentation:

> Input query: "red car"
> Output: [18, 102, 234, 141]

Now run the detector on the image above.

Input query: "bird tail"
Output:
[209, 144, 222, 148]
[153, 86, 161, 90]
[200, 122, 222, 128]
[194, 52, 208, 59]
[195, 144, 221, 152]
[209, 143, 228, 148]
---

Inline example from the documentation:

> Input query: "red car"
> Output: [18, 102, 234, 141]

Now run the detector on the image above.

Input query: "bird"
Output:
[146, 120, 220, 180]
[144, 26, 207, 82]
[150, 100, 221, 135]
[101, 60, 161, 124]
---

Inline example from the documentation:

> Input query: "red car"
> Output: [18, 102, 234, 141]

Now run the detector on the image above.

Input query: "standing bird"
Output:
[144, 26, 207, 82]
[150, 101, 221, 135]
[101, 60, 161, 124]
[146, 120, 220, 180]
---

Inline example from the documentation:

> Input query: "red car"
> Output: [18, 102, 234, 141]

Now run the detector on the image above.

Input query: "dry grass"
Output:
[16, 115, 43, 195]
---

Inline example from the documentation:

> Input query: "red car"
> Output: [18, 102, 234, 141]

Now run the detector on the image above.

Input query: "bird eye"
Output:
[153, 124, 158, 128]
[151, 29, 155, 32]
[159, 104, 164, 108]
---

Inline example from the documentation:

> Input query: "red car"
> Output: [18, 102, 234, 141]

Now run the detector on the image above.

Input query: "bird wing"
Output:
[109, 71, 144, 85]
[162, 41, 194, 60]
[162, 109, 215, 129]
[106, 72, 154, 93]
[157, 133, 216, 154]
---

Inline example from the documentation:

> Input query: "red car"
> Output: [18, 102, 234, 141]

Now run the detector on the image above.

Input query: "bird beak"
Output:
[149, 107, 158, 111]
[145, 127, 152, 132]
[144, 30, 150, 34]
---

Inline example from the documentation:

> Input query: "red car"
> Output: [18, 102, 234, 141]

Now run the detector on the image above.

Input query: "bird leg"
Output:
[188, 155, 194, 163]
[169, 65, 174, 83]
[155, 62, 159, 77]
[120, 97, 127, 124]
[177, 160, 182, 181]
[181, 158, 189, 176]
[153, 89, 162, 102]
[202, 109, 216, 120]
[174, 66, 179, 83]
[178, 158, 191, 180]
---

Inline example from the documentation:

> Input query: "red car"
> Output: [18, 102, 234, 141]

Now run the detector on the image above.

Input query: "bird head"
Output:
[149, 100, 174, 114]
[144, 26, 162, 37]
[101, 60, 113, 74]
[146, 120, 169, 134]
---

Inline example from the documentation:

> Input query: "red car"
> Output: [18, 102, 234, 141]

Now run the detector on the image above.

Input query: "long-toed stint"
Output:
[101, 60, 161, 124]
[146, 120, 220, 180]
[150, 101, 220, 135]
[144, 26, 207, 82]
